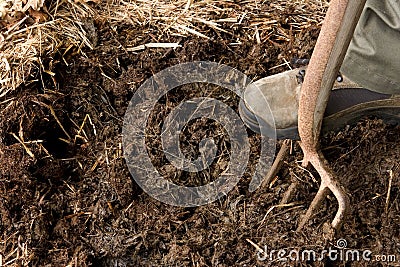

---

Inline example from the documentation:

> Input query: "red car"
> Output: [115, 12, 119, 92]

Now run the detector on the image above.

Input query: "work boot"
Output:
[239, 67, 400, 140]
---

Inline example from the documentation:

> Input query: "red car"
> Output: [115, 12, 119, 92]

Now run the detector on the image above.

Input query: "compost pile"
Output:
[0, 0, 399, 266]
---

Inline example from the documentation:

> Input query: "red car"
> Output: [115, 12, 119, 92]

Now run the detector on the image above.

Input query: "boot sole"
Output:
[239, 97, 400, 140]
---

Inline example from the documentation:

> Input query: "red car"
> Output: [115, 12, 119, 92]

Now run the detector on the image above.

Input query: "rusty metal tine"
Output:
[296, 0, 367, 231]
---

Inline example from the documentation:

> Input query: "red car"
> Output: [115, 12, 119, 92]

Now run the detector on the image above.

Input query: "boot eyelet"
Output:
[296, 70, 305, 84]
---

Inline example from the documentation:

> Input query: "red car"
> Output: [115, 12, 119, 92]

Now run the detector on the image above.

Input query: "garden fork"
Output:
[296, 0, 367, 231]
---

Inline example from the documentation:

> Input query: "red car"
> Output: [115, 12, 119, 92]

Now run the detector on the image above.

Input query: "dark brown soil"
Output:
[1, 7, 399, 267]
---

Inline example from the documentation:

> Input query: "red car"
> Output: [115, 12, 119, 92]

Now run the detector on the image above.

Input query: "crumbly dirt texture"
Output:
[1, 1, 399, 266]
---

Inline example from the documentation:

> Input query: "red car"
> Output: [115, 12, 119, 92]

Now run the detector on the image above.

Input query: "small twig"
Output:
[127, 42, 182, 52]
[271, 205, 304, 218]
[280, 178, 300, 205]
[261, 139, 290, 188]
[296, 163, 318, 183]
[259, 202, 301, 226]
[385, 170, 394, 214]
[268, 61, 291, 71]
[11, 133, 35, 159]
[32, 100, 71, 140]
[246, 239, 263, 253]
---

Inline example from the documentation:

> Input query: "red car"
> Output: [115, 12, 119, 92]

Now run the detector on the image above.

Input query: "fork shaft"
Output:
[298, 0, 367, 148]
[297, 0, 366, 231]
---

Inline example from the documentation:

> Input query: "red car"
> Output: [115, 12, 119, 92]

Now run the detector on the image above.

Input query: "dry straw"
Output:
[1, 0, 328, 97]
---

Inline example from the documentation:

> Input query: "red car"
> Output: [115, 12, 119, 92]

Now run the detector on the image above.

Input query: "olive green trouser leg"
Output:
[341, 0, 400, 94]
